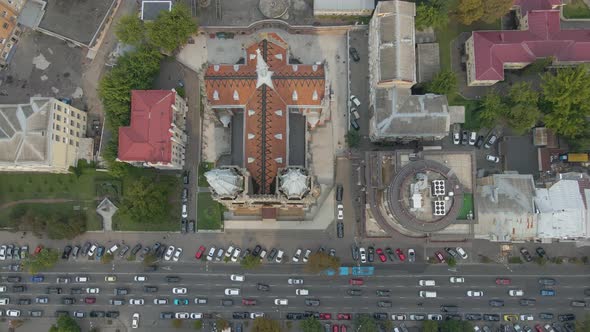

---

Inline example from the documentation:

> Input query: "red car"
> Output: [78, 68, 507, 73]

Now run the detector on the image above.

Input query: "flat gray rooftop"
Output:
[38, 0, 115, 45]
[288, 111, 305, 167]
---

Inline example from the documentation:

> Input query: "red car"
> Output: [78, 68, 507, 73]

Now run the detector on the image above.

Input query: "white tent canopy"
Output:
[279, 168, 309, 198]
[205, 168, 243, 197]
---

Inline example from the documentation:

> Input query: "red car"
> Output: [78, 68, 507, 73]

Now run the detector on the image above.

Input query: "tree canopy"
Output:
[301, 317, 322, 332]
[482, 0, 513, 23]
[49, 315, 81, 332]
[505, 82, 541, 134]
[118, 177, 170, 223]
[541, 65, 590, 138]
[305, 252, 340, 273]
[415, 0, 449, 30]
[9, 205, 86, 240]
[346, 130, 361, 148]
[115, 14, 145, 46]
[425, 69, 457, 97]
[22, 248, 59, 274]
[147, 4, 197, 53]
[456, 0, 484, 25]
[423, 321, 439, 332]
[354, 314, 378, 332]
[477, 90, 507, 128]
[252, 317, 281, 332]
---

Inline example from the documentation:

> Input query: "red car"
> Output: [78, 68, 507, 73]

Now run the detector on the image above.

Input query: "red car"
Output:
[495, 278, 511, 285]
[434, 251, 445, 263]
[341, 325, 347, 332]
[34, 245, 43, 255]
[242, 298, 256, 306]
[376, 248, 387, 262]
[395, 248, 406, 261]
[534, 325, 543, 332]
[337, 313, 351, 320]
[84, 297, 96, 304]
[319, 313, 332, 320]
[349, 278, 363, 286]
[195, 246, 206, 259]
[332, 324, 339, 332]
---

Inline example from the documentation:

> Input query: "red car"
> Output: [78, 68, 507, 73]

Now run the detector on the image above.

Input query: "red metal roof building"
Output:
[204, 33, 325, 195]
[118, 90, 188, 169]
[465, 0, 590, 86]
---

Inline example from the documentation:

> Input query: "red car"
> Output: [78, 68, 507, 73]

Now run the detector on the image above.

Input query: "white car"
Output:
[190, 313, 203, 319]
[164, 246, 175, 261]
[105, 275, 117, 282]
[275, 250, 284, 263]
[206, 247, 216, 261]
[428, 314, 443, 321]
[0, 298, 10, 305]
[288, 278, 304, 285]
[456, 247, 468, 259]
[176, 312, 190, 319]
[296, 289, 309, 296]
[292, 249, 302, 262]
[181, 204, 188, 218]
[231, 248, 242, 262]
[173, 247, 183, 262]
[250, 312, 264, 319]
[173, 287, 187, 294]
[509, 289, 524, 297]
[274, 298, 288, 305]
[132, 313, 139, 329]
[391, 314, 407, 321]
[88, 244, 97, 257]
[359, 247, 367, 263]
[0, 245, 6, 260]
[452, 132, 460, 145]
[6, 309, 20, 317]
[520, 314, 534, 321]
[467, 290, 484, 297]
[134, 275, 147, 282]
[0, 286, 6, 292]
[230, 274, 245, 282]
[86, 288, 100, 294]
[225, 246, 234, 258]
[303, 249, 311, 263]
[337, 209, 344, 220]
[486, 155, 500, 163]
[129, 299, 145, 305]
[154, 298, 168, 305]
[225, 288, 240, 296]
[449, 277, 465, 283]
[469, 132, 477, 145]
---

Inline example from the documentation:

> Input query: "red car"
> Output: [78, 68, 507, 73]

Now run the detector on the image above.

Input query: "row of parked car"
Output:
[55, 242, 184, 263]
[0, 244, 29, 261]
[197, 244, 340, 264]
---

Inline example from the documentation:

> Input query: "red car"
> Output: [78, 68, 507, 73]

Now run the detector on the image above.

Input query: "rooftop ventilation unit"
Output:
[433, 200, 446, 216]
[432, 180, 446, 196]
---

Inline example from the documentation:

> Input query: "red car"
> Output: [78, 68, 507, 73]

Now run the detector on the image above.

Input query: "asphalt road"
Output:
[1, 262, 588, 331]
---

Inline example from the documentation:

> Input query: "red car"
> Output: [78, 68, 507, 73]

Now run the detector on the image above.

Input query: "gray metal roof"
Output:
[477, 173, 536, 215]
[141, 0, 172, 21]
[313, 0, 374, 12]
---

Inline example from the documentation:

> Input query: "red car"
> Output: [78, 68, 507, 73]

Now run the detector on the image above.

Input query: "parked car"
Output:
[484, 134, 498, 148]
[520, 248, 533, 262]
[349, 47, 360, 62]
[61, 246, 72, 259]
[486, 155, 500, 163]
[475, 135, 485, 148]
[536, 247, 547, 258]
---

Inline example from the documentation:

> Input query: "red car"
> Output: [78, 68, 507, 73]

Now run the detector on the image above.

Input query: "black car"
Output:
[106, 311, 119, 318]
[347, 289, 362, 296]
[46, 287, 62, 294]
[536, 247, 547, 258]
[336, 184, 343, 202]
[337, 222, 344, 238]
[118, 245, 129, 257]
[18, 298, 31, 305]
[152, 242, 162, 253]
[377, 301, 392, 308]
[70, 288, 83, 295]
[90, 311, 105, 318]
[519, 298, 536, 306]
[489, 299, 504, 307]
[376, 290, 391, 297]
[475, 135, 485, 148]
[317, 246, 326, 254]
[367, 246, 375, 262]
[62, 298, 75, 305]
[539, 313, 554, 320]
[461, 131, 469, 145]
[385, 247, 395, 261]
[55, 311, 69, 317]
[559, 314, 576, 322]
[160, 312, 174, 319]
[130, 244, 142, 256]
[444, 247, 458, 258]
[350, 118, 360, 131]
[233, 312, 249, 319]
[374, 313, 388, 321]
[7, 276, 21, 282]
[445, 314, 462, 321]
[257, 283, 270, 291]
[183, 171, 189, 185]
[181, 219, 187, 233]
[287, 313, 304, 320]
[351, 245, 359, 261]
[465, 313, 482, 321]
[221, 299, 234, 306]
[519, 248, 533, 262]
[13, 285, 25, 292]
[304, 311, 320, 319]
[188, 220, 195, 233]
[483, 314, 500, 321]
[252, 245, 262, 257]
[144, 286, 158, 293]
[81, 242, 92, 256]
[564, 323, 575, 332]
[156, 244, 167, 259]
[268, 248, 278, 261]
[166, 276, 180, 283]
[61, 246, 72, 259]
[349, 47, 360, 62]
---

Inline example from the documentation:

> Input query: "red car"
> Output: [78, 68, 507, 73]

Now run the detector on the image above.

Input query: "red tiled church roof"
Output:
[118, 90, 176, 164]
[472, 0, 590, 81]
[204, 33, 325, 194]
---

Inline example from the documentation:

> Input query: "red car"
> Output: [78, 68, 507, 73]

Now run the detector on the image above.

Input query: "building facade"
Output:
[0, 97, 93, 172]
[0, 0, 20, 68]
[118, 89, 188, 170]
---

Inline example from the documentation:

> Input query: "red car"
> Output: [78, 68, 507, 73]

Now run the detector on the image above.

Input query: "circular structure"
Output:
[386, 160, 464, 233]
[259, 0, 289, 19]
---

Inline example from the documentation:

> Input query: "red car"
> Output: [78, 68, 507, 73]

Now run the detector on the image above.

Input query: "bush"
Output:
[346, 130, 361, 148]
[241, 254, 261, 269]
[101, 253, 114, 264]
[508, 256, 523, 264]
[447, 256, 457, 267]
[305, 252, 340, 273]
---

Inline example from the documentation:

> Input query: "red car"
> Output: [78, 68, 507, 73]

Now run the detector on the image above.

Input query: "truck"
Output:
[559, 153, 589, 163]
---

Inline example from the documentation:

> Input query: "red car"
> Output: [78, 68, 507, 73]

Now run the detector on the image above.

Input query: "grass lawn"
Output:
[563, 0, 590, 18]
[0, 201, 103, 231]
[197, 192, 224, 230]
[449, 95, 482, 130]
[198, 161, 214, 187]
[457, 193, 474, 220]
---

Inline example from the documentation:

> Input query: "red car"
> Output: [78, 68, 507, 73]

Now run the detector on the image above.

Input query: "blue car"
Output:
[96, 246, 105, 258]
[540, 289, 555, 296]
[31, 275, 44, 282]
[173, 298, 189, 305]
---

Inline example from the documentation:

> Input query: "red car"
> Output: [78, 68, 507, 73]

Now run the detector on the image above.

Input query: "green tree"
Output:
[49, 315, 81, 332]
[415, 0, 449, 30]
[22, 248, 59, 274]
[301, 317, 322, 332]
[252, 317, 281, 332]
[423, 321, 439, 332]
[193, 320, 203, 330]
[346, 130, 360, 148]
[304, 252, 340, 273]
[482, 0, 513, 23]
[115, 14, 145, 46]
[440, 320, 473, 332]
[425, 69, 457, 97]
[541, 65, 590, 138]
[456, 0, 484, 25]
[506, 103, 541, 134]
[147, 4, 197, 53]
[354, 314, 378, 332]
[172, 319, 183, 328]
[216, 318, 230, 330]
[509, 82, 539, 105]
[241, 254, 262, 269]
[478, 91, 507, 128]
[447, 256, 457, 267]
[118, 177, 170, 224]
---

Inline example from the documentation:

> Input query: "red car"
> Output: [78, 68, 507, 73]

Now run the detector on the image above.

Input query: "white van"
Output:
[350, 95, 361, 107]
[418, 280, 436, 286]
[419, 291, 437, 298]
[259, 249, 267, 260]
[107, 244, 119, 255]
[295, 289, 309, 296]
